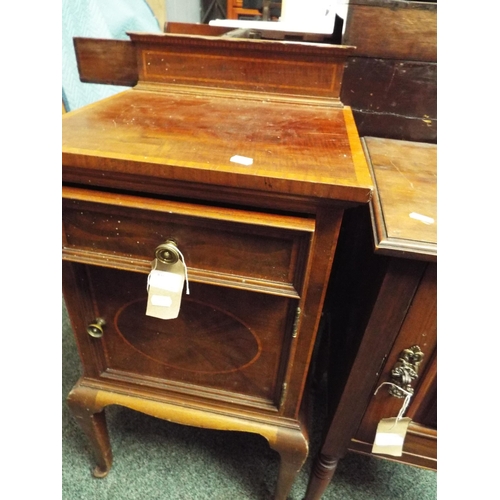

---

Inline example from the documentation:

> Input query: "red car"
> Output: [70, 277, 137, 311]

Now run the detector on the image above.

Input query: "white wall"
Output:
[165, 0, 201, 23]
[145, 0, 166, 27]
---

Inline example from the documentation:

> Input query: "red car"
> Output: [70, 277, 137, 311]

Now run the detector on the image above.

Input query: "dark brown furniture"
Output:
[340, 0, 437, 143]
[226, 1, 282, 21]
[305, 136, 437, 499]
[226, 0, 264, 20]
[62, 30, 372, 499]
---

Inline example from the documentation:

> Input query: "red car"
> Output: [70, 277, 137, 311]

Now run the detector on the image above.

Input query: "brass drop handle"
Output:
[87, 318, 106, 338]
[388, 345, 424, 398]
[154, 239, 180, 265]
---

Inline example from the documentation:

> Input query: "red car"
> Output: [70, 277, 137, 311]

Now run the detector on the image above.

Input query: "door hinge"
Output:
[292, 307, 301, 338]
[280, 382, 287, 408]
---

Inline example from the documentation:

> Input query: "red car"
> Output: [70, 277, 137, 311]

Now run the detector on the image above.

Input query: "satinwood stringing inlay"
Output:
[115, 298, 261, 374]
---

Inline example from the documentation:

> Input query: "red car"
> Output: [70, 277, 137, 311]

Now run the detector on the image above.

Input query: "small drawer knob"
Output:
[86, 318, 106, 338]
[154, 240, 180, 264]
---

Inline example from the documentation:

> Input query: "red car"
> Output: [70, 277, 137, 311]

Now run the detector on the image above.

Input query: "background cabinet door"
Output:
[350, 263, 437, 469]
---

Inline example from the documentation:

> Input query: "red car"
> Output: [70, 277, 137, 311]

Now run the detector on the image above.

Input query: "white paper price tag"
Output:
[148, 270, 184, 293]
[150, 295, 173, 307]
[146, 259, 187, 320]
[372, 417, 411, 457]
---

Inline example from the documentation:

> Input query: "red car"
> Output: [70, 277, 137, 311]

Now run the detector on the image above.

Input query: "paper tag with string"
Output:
[371, 382, 413, 457]
[146, 253, 190, 320]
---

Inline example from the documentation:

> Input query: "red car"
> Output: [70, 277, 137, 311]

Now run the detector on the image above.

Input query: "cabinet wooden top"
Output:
[363, 136, 437, 261]
[63, 32, 372, 208]
[62, 88, 372, 205]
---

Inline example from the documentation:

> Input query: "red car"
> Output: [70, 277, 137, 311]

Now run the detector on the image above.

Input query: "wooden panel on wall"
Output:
[343, 0, 437, 62]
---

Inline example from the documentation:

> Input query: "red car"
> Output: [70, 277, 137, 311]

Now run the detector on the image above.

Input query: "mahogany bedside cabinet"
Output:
[62, 30, 372, 499]
[305, 137, 437, 499]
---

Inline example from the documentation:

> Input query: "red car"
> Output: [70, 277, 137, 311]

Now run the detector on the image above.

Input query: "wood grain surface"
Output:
[363, 136, 436, 259]
[343, 0, 437, 62]
[62, 90, 372, 203]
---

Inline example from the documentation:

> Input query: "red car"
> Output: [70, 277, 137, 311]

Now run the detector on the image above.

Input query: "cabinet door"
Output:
[350, 263, 437, 469]
[69, 264, 298, 412]
[62, 187, 317, 414]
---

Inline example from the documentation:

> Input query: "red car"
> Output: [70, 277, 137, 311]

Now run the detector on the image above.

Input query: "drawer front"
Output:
[78, 265, 296, 411]
[62, 187, 314, 297]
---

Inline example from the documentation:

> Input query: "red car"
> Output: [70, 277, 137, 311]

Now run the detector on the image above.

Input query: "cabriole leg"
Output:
[67, 385, 112, 478]
[268, 427, 309, 500]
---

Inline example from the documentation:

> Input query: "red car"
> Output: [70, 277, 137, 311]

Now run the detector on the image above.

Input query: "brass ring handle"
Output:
[87, 318, 106, 338]
[154, 239, 180, 264]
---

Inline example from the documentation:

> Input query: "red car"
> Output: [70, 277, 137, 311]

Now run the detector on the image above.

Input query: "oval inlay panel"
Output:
[115, 298, 261, 374]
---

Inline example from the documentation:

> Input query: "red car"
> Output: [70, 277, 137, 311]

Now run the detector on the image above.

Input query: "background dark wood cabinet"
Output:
[305, 136, 436, 499]
[340, 0, 437, 143]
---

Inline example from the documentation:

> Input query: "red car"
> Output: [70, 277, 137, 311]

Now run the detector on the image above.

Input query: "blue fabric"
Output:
[62, 0, 161, 111]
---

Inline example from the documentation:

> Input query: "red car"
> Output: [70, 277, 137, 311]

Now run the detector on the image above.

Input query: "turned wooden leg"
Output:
[67, 384, 113, 478]
[268, 427, 309, 500]
[303, 453, 340, 500]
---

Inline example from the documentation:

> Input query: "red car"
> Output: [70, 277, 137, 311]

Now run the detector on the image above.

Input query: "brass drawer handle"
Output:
[154, 239, 180, 264]
[87, 318, 106, 338]
[389, 345, 424, 398]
